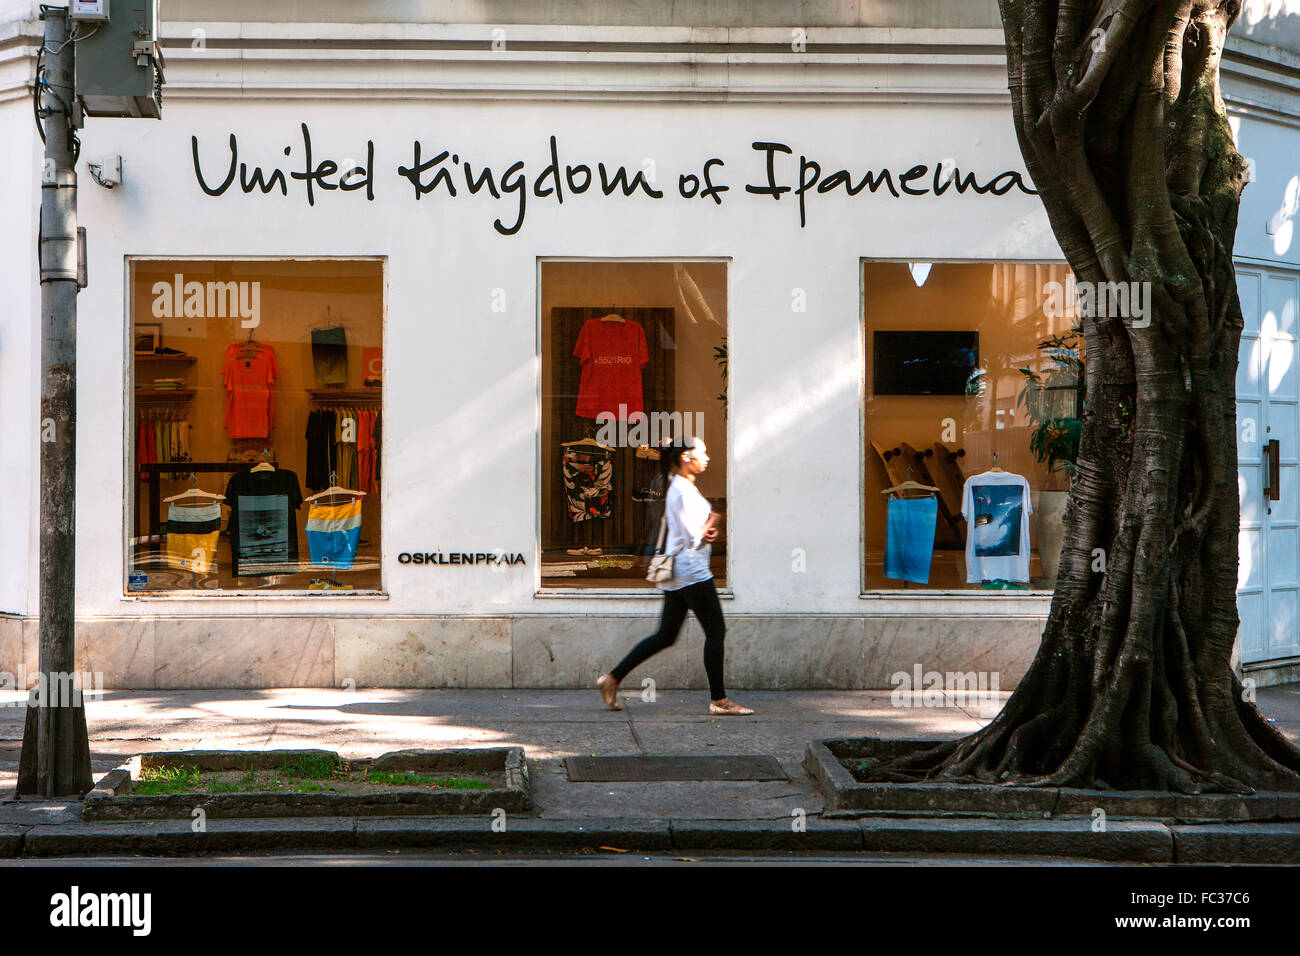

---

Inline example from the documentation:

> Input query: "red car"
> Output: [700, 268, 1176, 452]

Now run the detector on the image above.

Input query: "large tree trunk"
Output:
[865, 0, 1300, 792]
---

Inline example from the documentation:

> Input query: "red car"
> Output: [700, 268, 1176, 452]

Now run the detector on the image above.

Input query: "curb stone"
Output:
[669, 818, 863, 850]
[22, 818, 357, 857]
[355, 816, 673, 851]
[1172, 824, 1300, 864]
[0, 826, 23, 858]
[809, 739, 1300, 824]
[9, 815, 1300, 861]
[859, 818, 1175, 863]
[83, 746, 530, 820]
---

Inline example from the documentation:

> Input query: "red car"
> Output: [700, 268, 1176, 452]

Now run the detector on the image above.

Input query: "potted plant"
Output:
[1017, 326, 1084, 581]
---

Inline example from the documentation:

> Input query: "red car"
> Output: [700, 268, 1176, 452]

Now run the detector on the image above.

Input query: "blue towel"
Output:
[884, 496, 938, 584]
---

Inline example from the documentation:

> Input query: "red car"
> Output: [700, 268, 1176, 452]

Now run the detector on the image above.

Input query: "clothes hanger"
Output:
[251, 448, 275, 473]
[881, 464, 939, 499]
[600, 306, 625, 323]
[882, 480, 939, 498]
[881, 465, 939, 499]
[238, 324, 261, 356]
[305, 471, 367, 503]
[310, 305, 347, 332]
[164, 474, 225, 503]
[563, 423, 613, 450]
[990, 452, 1006, 473]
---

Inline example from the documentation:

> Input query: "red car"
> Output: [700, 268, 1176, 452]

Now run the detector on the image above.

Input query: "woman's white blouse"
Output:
[660, 474, 714, 590]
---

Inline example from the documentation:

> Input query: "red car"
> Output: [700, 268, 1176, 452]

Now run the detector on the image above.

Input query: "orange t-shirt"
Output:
[223, 342, 278, 438]
[574, 317, 648, 420]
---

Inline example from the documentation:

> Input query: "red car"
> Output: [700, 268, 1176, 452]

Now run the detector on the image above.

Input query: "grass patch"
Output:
[133, 765, 203, 795]
[131, 756, 497, 795]
[360, 770, 491, 790]
[278, 753, 347, 780]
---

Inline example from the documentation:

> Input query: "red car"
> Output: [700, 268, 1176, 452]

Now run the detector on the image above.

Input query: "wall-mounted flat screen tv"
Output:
[873, 331, 979, 395]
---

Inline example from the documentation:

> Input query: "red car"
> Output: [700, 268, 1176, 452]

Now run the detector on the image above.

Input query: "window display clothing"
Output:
[165, 500, 221, 573]
[335, 413, 358, 490]
[961, 470, 1033, 583]
[310, 326, 348, 385]
[223, 342, 279, 439]
[306, 497, 362, 569]
[222, 467, 304, 576]
[305, 407, 380, 494]
[138, 417, 192, 481]
[137, 419, 156, 478]
[562, 443, 614, 522]
[884, 495, 939, 584]
[659, 473, 714, 590]
[357, 411, 376, 496]
[305, 408, 338, 491]
[632, 447, 665, 502]
[573, 317, 649, 419]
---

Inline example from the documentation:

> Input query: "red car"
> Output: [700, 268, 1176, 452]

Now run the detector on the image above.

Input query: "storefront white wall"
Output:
[60, 95, 1056, 616]
[1, 9, 1296, 687]
[0, 93, 39, 618]
[1233, 114, 1300, 269]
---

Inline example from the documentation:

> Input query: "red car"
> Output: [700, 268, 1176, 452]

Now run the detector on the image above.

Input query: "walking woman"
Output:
[596, 436, 752, 716]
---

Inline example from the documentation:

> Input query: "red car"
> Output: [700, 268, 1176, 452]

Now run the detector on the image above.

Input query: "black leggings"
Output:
[610, 579, 727, 700]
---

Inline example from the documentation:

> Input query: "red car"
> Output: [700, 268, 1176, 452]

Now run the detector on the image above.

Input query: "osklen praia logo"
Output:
[398, 551, 526, 566]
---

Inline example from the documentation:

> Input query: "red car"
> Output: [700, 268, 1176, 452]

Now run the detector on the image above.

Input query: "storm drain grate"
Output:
[564, 755, 788, 782]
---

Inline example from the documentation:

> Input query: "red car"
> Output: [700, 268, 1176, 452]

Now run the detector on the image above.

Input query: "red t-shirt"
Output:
[223, 342, 278, 438]
[574, 317, 648, 419]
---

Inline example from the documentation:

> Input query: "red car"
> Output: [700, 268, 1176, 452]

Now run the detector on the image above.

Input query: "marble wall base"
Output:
[336, 618, 512, 688]
[0, 614, 1048, 689]
[0, 616, 22, 685]
[1245, 659, 1300, 688]
[514, 615, 1043, 690]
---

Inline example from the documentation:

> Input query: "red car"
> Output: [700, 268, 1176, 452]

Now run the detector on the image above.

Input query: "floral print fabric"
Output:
[562, 444, 614, 522]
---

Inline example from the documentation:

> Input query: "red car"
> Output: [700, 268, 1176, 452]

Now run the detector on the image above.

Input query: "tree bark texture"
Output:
[864, 0, 1300, 792]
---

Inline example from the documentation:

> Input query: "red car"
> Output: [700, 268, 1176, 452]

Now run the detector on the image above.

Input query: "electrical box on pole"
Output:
[70, 1, 111, 21]
[74, 0, 163, 118]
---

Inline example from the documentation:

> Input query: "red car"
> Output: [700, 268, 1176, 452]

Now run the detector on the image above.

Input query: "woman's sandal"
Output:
[708, 698, 754, 716]
[596, 674, 623, 711]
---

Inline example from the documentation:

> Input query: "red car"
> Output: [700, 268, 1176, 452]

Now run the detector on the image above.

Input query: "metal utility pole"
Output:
[18, 5, 93, 797]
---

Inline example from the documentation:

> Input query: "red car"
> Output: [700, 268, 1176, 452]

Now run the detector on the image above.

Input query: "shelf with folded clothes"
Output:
[135, 388, 196, 403]
[307, 389, 381, 405]
[134, 353, 197, 363]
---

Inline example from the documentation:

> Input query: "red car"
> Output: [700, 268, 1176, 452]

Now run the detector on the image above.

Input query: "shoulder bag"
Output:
[645, 513, 684, 583]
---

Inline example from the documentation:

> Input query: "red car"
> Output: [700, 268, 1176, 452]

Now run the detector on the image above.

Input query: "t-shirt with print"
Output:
[574, 317, 649, 420]
[961, 469, 1033, 583]
[223, 467, 303, 577]
[223, 342, 279, 439]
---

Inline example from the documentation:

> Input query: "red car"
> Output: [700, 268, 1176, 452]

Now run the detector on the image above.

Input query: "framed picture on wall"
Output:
[134, 323, 163, 354]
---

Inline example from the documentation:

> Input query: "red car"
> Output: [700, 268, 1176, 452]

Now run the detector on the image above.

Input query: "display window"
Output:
[126, 259, 384, 593]
[863, 261, 1082, 591]
[540, 260, 728, 589]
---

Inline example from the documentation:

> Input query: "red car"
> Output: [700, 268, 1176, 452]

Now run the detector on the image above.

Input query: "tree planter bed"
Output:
[806, 739, 1300, 823]
[84, 747, 530, 820]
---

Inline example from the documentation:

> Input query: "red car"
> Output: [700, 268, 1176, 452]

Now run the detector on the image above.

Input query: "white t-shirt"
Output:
[659, 474, 714, 590]
[961, 470, 1033, 583]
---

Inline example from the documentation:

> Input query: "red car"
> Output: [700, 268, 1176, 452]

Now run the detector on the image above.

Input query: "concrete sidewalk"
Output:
[1, 684, 1297, 860]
